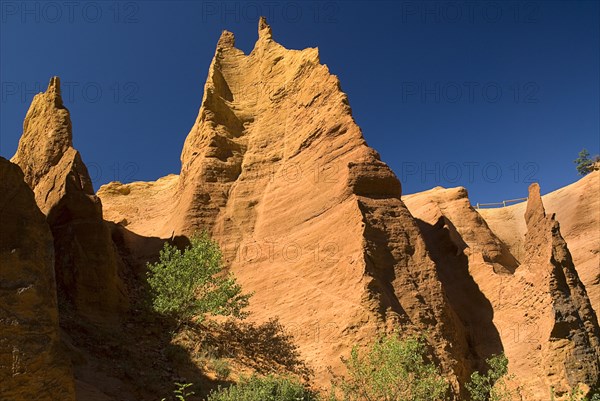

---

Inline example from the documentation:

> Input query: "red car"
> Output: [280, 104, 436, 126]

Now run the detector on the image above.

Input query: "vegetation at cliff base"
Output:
[206, 375, 318, 401]
[330, 333, 448, 401]
[467, 354, 522, 401]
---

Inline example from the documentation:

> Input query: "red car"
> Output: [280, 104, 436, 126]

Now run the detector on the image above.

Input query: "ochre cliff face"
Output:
[404, 184, 600, 399]
[520, 184, 599, 398]
[99, 18, 473, 393]
[11, 77, 126, 321]
[479, 170, 600, 318]
[0, 157, 76, 401]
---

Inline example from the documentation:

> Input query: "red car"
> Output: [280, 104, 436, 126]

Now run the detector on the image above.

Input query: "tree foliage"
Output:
[146, 233, 251, 322]
[467, 354, 522, 401]
[574, 149, 596, 176]
[332, 333, 448, 401]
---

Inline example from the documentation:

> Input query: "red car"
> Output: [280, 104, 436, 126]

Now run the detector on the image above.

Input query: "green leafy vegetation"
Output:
[161, 382, 194, 401]
[466, 354, 522, 401]
[574, 148, 599, 176]
[331, 333, 448, 401]
[551, 385, 600, 401]
[206, 375, 318, 401]
[146, 233, 251, 322]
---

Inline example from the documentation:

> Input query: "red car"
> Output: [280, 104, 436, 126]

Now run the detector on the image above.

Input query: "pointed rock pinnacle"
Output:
[258, 16, 272, 40]
[47, 76, 64, 107]
[525, 183, 546, 229]
[217, 30, 235, 50]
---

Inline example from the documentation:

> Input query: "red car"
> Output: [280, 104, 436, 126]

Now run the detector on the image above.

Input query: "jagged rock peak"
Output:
[99, 18, 470, 393]
[258, 16, 272, 40]
[11, 76, 127, 321]
[11, 75, 72, 188]
[217, 30, 235, 50]
[525, 183, 546, 228]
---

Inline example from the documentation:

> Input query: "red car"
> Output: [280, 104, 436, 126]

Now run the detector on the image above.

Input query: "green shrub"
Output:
[467, 354, 521, 401]
[161, 382, 194, 401]
[332, 333, 448, 401]
[146, 233, 251, 322]
[206, 375, 318, 401]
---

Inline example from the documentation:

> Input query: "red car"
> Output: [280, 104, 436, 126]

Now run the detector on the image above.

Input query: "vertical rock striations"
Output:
[0, 157, 76, 401]
[11, 77, 126, 321]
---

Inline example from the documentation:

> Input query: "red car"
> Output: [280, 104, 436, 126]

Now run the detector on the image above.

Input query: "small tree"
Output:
[467, 354, 522, 401]
[332, 333, 448, 401]
[574, 149, 594, 176]
[147, 233, 251, 323]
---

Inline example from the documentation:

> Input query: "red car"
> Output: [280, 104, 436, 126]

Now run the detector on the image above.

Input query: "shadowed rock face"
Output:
[11, 77, 126, 321]
[405, 184, 600, 399]
[99, 17, 472, 394]
[0, 157, 76, 401]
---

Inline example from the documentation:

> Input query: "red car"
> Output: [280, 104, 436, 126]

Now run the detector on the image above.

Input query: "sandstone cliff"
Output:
[0, 157, 76, 401]
[99, 17, 474, 393]
[11, 77, 126, 321]
[479, 170, 600, 317]
[404, 184, 600, 399]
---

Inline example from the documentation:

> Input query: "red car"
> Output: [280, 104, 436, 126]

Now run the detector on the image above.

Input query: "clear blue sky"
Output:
[1, 1, 598, 204]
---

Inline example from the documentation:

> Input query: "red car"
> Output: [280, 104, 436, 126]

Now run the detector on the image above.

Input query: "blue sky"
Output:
[1, 1, 598, 205]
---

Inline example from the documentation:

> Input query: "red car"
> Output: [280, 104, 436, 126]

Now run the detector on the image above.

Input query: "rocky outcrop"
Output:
[99, 17, 473, 393]
[405, 184, 600, 399]
[11, 77, 126, 321]
[519, 183, 599, 398]
[0, 157, 76, 401]
[479, 170, 600, 317]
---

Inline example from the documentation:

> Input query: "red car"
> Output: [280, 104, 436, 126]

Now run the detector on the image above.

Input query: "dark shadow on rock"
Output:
[415, 217, 504, 373]
[60, 222, 210, 401]
[197, 318, 313, 381]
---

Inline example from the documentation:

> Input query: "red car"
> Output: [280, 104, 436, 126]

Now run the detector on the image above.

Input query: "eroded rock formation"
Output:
[11, 77, 126, 321]
[404, 184, 600, 399]
[99, 17, 474, 393]
[0, 157, 76, 401]
[479, 170, 600, 317]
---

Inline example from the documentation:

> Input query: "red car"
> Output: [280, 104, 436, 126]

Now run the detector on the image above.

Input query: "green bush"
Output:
[467, 354, 521, 401]
[146, 233, 251, 322]
[332, 333, 448, 401]
[206, 375, 318, 401]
